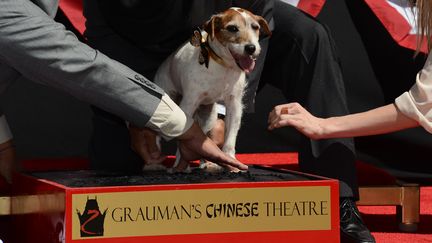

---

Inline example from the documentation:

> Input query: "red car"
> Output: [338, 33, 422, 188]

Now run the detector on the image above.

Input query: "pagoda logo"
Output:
[76, 196, 107, 237]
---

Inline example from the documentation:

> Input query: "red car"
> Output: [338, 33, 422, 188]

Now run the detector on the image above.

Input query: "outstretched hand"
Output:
[268, 103, 326, 140]
[177, 122, 248, 171]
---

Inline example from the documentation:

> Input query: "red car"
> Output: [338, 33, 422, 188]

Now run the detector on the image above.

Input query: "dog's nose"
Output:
[244, 44, 256, 55]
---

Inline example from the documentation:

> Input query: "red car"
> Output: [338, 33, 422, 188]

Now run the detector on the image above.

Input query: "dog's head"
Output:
[204, 7, 271, 74]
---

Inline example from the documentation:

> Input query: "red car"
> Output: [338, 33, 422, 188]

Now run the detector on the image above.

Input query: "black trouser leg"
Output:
[85, 33, 163, 173]
[260, 1, 358, 199]
[88, 108, 143, 173]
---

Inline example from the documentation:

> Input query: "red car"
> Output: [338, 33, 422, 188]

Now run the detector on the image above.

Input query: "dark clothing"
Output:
[345, 0, 426, 103]
[261, 1, 357, 198]
[84, 0, 358, 198]
[84, 0, 273, 103]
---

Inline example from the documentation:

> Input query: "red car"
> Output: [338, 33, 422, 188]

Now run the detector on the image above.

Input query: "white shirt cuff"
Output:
[146, 94, 194, 140]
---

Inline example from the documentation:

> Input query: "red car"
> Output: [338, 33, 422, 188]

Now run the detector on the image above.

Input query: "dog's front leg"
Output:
[195, 103, 225, 172]
[195, 103, 218, 135]
[223, 95, 243, 158]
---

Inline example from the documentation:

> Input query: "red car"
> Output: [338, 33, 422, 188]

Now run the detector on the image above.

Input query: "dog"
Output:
[145, 7, 271, 172]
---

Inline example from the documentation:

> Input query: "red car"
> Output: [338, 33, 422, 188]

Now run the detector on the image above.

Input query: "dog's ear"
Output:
[204, 14, 222, 40]
[255, 16, 272, 38]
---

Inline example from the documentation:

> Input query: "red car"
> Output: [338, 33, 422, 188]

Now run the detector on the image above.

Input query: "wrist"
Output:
[146, 94, 194, 140]
[320, 117, 339, 139]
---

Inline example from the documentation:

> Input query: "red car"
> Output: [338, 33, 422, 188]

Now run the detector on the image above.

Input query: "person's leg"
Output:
[85, 32, 163, 173]
[0, 0, 165, 173]
[88, 108, 144, 172]
[260, 2, 374, 242]
[83, 1, 168, 173]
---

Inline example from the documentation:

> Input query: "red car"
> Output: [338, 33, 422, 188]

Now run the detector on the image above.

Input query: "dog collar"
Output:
[190, 27, 228, 68]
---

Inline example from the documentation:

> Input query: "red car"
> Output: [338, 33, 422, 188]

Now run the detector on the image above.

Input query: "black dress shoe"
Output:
[340, 198, 376, 243]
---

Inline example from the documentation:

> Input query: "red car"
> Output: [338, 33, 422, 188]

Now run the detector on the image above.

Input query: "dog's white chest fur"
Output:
[157, 42, 246, 107]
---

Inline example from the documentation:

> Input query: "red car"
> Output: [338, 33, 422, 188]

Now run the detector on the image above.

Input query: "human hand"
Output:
[128, 126, 166, 165]
[268, 103, 326, 140]
[177, 122, 248, 171]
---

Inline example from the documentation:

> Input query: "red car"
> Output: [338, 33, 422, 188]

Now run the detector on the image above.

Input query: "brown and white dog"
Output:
[151, 7, 271, 172]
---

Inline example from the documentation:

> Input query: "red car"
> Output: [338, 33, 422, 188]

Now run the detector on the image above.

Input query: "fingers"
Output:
[190, 135, 248, 171]
[268, 103, 297, 122]
[178, 123, 248, 171]
[268, 114, 296, 130]
[268, 103, 304, 130]
[172, 158, 190, 172]
[129, 126, 166, 164]
[142, 129, 164, 161]
[268, 103, 326, 140]
[137, 146, 166, 164]
[212, 150, 248, 171]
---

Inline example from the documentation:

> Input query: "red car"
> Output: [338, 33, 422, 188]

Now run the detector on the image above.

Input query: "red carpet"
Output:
[238, 153, 432, 243]
[235, 153, 432, 242]
[359, 187, 432, 243]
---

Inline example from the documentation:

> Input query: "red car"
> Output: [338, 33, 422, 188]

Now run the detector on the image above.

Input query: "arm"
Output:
[268, 102, 419, 139]
[0, 0, 162, 128]
[268, 52, 432, 139]
[0, 1, 247, 171]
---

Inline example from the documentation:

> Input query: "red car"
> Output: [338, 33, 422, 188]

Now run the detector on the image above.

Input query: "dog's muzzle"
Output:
[230, 50, 257, 74]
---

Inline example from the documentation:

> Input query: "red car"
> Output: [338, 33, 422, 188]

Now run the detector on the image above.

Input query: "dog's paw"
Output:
[199, 160, 225, 173]
[142, 163, 167, 171]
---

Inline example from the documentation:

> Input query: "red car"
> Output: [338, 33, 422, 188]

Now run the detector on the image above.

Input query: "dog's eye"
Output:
[226, 25, 239, 33]
[251, 24, 260, 31]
